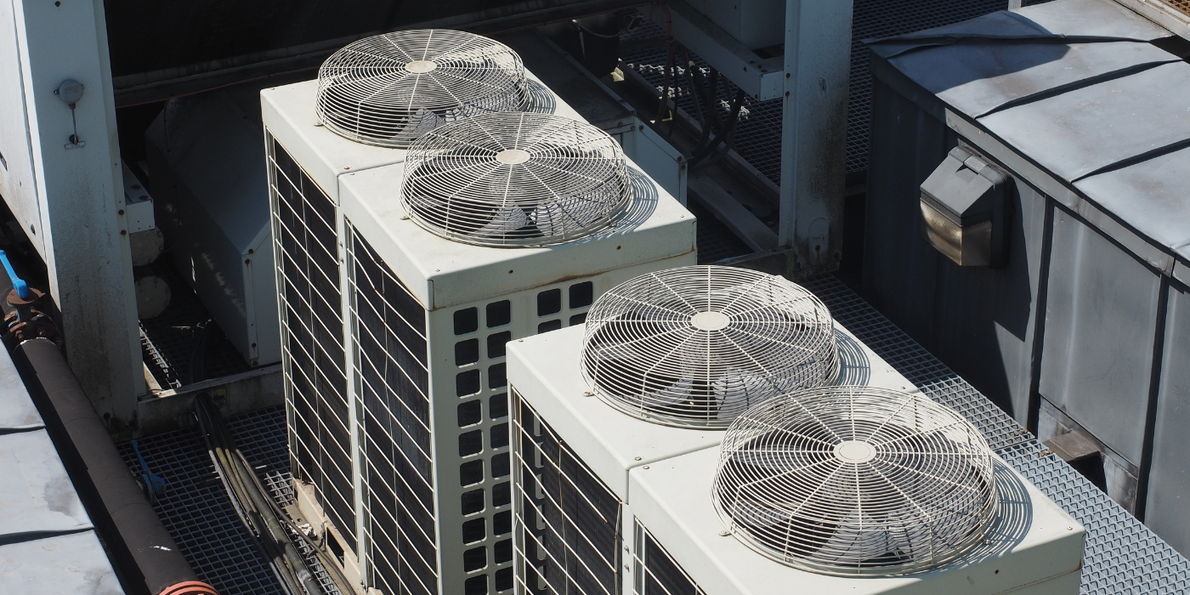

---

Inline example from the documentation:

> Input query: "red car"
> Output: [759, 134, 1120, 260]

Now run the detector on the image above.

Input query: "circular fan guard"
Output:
[581, 265, 839, 428]
[402, 112, 631, 247]
[711, 386, 998, 576]
[316, 29, 526, 148]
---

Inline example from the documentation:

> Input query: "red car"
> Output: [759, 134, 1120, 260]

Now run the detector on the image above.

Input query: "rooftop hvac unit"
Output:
[629, 387, 1086, 594]
[262, 29, 696, 594]
[507, 265, 920, 595]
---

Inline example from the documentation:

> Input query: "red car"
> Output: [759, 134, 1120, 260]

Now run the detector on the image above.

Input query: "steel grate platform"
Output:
[125, 275, 1190, 595]
[118, 407, 341, 595]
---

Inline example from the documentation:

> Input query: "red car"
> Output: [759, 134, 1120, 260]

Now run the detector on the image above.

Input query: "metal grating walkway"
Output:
[118, 407, 341, 595]
[125, 276, 1190, 595]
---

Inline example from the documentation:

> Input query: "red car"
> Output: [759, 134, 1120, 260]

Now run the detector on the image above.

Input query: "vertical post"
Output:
[12, 0, 143, 430]
[779, 0, 853, 275]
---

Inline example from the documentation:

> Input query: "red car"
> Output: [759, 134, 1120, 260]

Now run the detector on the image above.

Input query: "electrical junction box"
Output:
[919, 146, 1011, 268]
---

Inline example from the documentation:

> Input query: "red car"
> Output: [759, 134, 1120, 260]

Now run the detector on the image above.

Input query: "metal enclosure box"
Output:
[630, 447, 1084, 595]
[146, 90, 279, 367]
[863, 0, 1190, 547]
[685, 0, 787, 49]
[508, 320, 918, 595]
[262, 66, 696, 595]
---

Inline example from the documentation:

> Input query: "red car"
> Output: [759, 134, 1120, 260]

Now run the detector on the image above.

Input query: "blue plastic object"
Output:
[0, 250, 28, 299]
[130, 439, 166, 499]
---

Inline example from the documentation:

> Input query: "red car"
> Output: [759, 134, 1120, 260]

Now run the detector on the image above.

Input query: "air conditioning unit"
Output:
[507, 265, 919, 595]
[631, 386, 1086, 594]
[261, 29, 696, 595]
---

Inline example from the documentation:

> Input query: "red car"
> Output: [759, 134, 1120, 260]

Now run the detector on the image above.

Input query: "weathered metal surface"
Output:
[0, 430, 92, 538]
[0, 532, 124, 595]
[1074, 146, 1190, 257]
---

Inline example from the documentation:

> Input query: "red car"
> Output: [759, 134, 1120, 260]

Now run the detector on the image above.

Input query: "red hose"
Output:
[158, 581, 220, 595]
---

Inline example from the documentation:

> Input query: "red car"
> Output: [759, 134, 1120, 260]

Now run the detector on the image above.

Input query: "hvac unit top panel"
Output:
[507, 322, 917, 499]
[337, 156, 694, 310]
[402, 112, 631, 247]
[631, 446, 1085, 595]
[581, 266, 839, 428]
[260, 69, 576, 204]
[316, 30, 526, 148]
[711, 387, 997, 576]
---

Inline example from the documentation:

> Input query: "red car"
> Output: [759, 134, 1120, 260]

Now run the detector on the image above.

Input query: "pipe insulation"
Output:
[12, 337, 219, 595]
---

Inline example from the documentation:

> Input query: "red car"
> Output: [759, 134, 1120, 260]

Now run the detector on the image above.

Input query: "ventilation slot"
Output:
[633, 522, 706, 595]
[350, 227, 438, 595]
[316, 29, 526, 148]
[582, 265, 839, 428]
[513, 391, 621, 595]
[712, 386, 998, 576]
[269, 136, 355, 550]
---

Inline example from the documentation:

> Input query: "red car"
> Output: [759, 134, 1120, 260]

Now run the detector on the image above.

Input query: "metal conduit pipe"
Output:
[12, 337, 219, 595]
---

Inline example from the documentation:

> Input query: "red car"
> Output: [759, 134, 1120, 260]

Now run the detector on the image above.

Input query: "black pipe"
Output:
[12, 337, 218, 595]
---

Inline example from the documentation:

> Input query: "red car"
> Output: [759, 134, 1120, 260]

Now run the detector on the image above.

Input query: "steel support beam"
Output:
[778, 0, 852, 273]
[5, 0, 143, 432]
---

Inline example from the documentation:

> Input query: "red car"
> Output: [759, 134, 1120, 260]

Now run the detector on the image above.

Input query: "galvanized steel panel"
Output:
[0, 531, 123, 594]
[979, 63, 1190, 182]
[888, 42, 1176, 119]
[1012, 0, 1172, 39]
[0, 430, 92, 538]
[1146, 283, 1190, 553]
[1074, 146, 1190, 255]
[1039, 211, 1160, 465]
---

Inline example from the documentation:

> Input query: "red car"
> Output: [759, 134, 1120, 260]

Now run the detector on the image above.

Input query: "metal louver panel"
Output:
[268, 136, 355, 551]
[514, 391, 622, 595]
[350, 227, 438, 595]
[633, 522, 706, 595]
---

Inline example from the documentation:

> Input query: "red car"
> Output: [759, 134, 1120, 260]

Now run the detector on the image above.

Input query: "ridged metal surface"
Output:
[999, 443, 1190, 594]
[712, 387, 997, 575]
[317, 29, 525, 148]
[582, 266, 838, 428]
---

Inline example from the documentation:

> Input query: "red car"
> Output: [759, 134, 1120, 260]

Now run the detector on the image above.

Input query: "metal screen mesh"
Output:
[513, 391, 622, 595]
[633, 522, 706, 595]
[349, 227, 439, 595]
[269, 137, 355, 552]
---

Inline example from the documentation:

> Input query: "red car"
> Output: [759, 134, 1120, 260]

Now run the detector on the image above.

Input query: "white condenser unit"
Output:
[261, 29, 696, 595]
[629, 386, 1086, 595]
[507, 265, 922, 595]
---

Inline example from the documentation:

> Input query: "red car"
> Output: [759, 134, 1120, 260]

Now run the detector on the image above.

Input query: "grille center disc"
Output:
[691, 311, 730, 331]
[496, 148, 531, 165]
[834, 440, 876, 463]
[404, 60, 438, 74]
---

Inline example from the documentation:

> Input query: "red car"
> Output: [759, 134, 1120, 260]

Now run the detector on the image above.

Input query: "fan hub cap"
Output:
[404, 60, 438, 74]
[834, 440, 876, 463]
[690, 311, 730, 331]
[495, 148, 531, 165]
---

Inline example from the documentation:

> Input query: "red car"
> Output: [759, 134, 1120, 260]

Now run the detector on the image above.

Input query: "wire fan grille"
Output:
[711, 386, 998, 575]
[580, 265, 839, 428]
[316, 29, 526, 148]
[402, 112, 631, 247]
